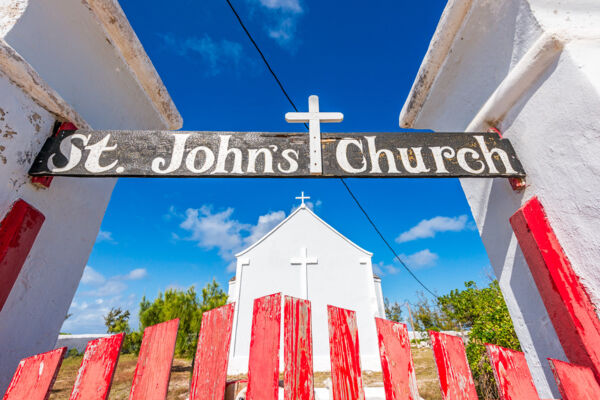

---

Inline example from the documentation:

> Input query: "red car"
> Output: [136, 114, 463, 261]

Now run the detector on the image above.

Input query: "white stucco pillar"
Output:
[399, 0, 600, 397]
[0, 0, 181, 392]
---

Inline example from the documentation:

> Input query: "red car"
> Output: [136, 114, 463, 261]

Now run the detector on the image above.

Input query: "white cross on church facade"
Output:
[290, 247, 318, 299]
[285, 95, 343, 174]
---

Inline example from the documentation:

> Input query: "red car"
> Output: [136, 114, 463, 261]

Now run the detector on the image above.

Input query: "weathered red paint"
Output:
[284, 296, 314, 400]
[327, 305, 365, 400]
[2, 347, 66, 400]
[510, 196, 600, 380]
[549, 358, 600, 400]
[246, 293, 282, 400]
[190, 303, 236, 400]
[429, 331, 477, 400]
[375, 318, 419, 400]
[68, 333, 124, 400]
[129, 319, 179, 400]
[486, 344, 540, 400]
[0, 199, 45, 312]
[31, 122, 77, 189]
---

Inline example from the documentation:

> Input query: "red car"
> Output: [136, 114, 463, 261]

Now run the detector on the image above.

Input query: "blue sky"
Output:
[62, 0, 493, 333]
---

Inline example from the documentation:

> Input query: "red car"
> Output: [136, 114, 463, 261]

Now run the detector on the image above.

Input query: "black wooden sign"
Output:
[29, 130, 525, 178]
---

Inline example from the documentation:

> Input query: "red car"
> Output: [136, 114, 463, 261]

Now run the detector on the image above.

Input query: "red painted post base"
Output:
[510, 196, 600, 381]
[0, 199, 45, 312]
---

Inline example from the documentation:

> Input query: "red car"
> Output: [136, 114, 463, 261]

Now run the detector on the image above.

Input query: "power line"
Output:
[223, 0, 438, 299]
[339, 179, 438, 298]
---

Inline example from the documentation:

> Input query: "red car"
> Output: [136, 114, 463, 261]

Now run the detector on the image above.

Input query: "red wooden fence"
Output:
[430, 330, 478, 400]
[4, 294, 600, 399]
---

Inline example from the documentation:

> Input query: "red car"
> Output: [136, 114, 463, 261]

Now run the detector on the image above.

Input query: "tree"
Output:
[104, 307, 131, 334]
[384, 298, 403, 322]
[411, 292, 454, 332]
[137, 280, 228, 357]
[104, 307, 140, 353]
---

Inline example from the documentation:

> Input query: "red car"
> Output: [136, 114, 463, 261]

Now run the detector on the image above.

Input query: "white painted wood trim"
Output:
[235, 205, 373, 257]
[0, 38, 90, 128]
[465, 33, 563, 132]
[83, 0, 182, 130]
[230, 258, 250, 356]
[399, 0, 474, 128]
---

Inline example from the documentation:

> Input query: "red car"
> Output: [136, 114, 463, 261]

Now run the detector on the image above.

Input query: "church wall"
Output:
[228, 208, 383, 373]
[400, 0, 600, 397]
[0, 0, 179, 392]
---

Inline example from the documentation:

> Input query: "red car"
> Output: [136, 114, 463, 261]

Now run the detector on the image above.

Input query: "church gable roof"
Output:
[235, 205, 373, 257]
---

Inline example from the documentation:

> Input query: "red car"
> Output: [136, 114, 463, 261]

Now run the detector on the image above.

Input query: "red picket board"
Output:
[68, 333, 124, 400]
[247, 293, 282, 400]
[375, 318, 419, 400]
[284, 296, 314, 400]
[190, 303, 236, 400]
[2, 347, 66, 400]
[129, 319, 179, 400]
[327, 305, 365, 400]
[31, 122, 77, 189]
[429, 331, 477, 400]
[549, 358, 600, 400]
[510, 196, 600, 380]
[486, 344, 540, 400]
[0, 199, 45, 312]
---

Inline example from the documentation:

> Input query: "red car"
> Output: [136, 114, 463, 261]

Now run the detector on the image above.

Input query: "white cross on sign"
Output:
[295, 191, 310, 206]
[290, 247, 318, 299]
[285, 95, 343, 174]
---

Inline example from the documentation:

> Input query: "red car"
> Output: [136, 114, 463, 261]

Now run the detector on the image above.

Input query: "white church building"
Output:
[227, 196, 385, 373]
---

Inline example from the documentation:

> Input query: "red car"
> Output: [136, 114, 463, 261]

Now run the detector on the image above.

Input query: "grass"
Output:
[49, 347, 442, 399]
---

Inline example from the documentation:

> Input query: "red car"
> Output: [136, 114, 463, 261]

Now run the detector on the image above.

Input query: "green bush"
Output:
[412, 280, 520, 399]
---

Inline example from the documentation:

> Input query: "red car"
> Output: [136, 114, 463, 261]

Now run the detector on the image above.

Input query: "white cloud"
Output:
[124, 268, 148, 280]
[96, 230, 115, 243]
[160, 33, 244, 76]
[396, 215, 469, 243]
[245, 211, 286, 245]
[375, 249, 439, 276]
[290, 199, 322, 213]
[63, 266, 147, 333]
[247, 0, 304, 46]
[180, 206, 245, 258]
[373, 261, 400, 276]
[258, 0, 302, 13]
[402, 249, 439, 268]
[84, 280, 127, 297]
[80, 266, 106, 286]
[178, 206, 286, 263]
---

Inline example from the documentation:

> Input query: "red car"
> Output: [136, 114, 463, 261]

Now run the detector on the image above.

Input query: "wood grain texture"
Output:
[375, 318, 419, 400]
[327, 305, 365, 400]
[29, 130, 525, 178]
[246, 293, 282, 400]
[0, 199, 45, 312]
[486, 344, 540, 400]
[549, 358, 600, 400]
[510, 196, 600, 380]
[129, 319, 179, 400]
[190, 303, 235, 400]
[68, 333, 124, 400]
[284, 296, 314, 400]
[429, 331, 477, 400]
[2, 347, 66, 400]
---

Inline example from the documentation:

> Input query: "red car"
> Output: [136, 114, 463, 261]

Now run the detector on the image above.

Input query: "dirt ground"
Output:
[49, 348, 442, 399]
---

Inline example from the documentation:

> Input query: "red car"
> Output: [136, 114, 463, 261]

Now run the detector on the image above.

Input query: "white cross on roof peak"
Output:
[295, 191, 310, 206]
